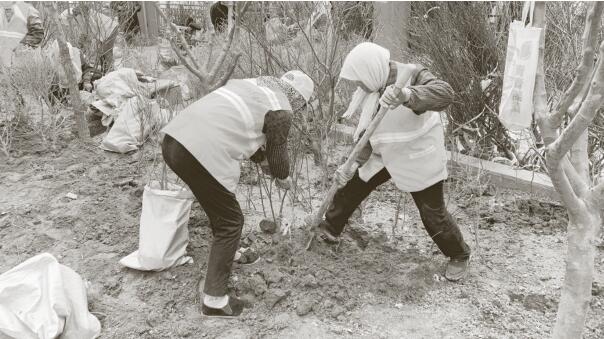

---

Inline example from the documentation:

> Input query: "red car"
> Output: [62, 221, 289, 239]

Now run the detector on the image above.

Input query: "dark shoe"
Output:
[445, 255, 471, 282]
[318, 221, 339, 244]
[201, 296, 245, 318]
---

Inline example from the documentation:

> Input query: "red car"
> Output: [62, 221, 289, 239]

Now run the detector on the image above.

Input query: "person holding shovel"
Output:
[318, 42, 472, 282]
[161, 70, 314, 317]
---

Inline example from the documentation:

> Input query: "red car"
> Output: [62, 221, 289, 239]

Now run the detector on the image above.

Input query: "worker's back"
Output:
[162, 78, 291, 192]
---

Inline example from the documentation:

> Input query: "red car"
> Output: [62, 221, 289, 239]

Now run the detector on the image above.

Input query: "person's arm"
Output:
[403, 65, 455, 114]
[262, 110, 291, 179]
[79, 51, 95, 90]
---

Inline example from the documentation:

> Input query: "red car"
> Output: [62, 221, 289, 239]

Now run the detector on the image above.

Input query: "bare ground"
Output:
[1, 127, 603, 339]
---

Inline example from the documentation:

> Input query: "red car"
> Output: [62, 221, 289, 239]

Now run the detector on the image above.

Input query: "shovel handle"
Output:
[309, 106, 390, 228]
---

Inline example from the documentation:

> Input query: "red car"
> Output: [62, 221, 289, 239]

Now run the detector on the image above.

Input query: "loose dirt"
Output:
[1, 127, 603, 338]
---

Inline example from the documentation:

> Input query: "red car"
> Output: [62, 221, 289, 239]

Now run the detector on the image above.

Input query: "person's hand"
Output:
[335, 162, 359, 188]
[275, 177, 292, 190]
[83, 82, 93, 92]
[380, 85, 409, 110]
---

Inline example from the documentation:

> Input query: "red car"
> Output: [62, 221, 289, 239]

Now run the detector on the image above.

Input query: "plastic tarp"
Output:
[0, 253, 100, 339]
[120, 181, 195, 271]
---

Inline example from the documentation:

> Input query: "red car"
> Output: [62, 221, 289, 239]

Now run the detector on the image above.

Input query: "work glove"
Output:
[260, 159, 272, 176]
[275, 177, 292, 190]
[379, 85, 410, 110]
[250, 147, 265, 163]
[335, 162, 359, 189]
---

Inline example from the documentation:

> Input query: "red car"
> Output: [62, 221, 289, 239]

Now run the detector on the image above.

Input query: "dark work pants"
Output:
[162, 134, 243, 296]
[325, 168, 471, 259]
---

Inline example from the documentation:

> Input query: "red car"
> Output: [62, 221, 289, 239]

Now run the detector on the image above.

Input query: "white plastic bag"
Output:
[0, 253, 101, 339]
[120, 181, 195, 271]
[499, 1, 542, 131]
[91, 68, 142, 124]
[100, 96, 169, 153]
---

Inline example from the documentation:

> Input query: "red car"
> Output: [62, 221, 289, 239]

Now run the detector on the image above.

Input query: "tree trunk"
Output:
[47, 2, 90, 140]
[570, 131, 590, 182]
[532, 2, 604, 337]
[225, 1, 235, 35]
[553, 208, 601, 339]
[373, 2, 409, 61]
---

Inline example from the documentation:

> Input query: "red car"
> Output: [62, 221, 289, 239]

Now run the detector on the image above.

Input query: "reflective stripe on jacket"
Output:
[358, 62, 448, 192]
[162, 78, 292, 192]
[0, 3, 27, 66]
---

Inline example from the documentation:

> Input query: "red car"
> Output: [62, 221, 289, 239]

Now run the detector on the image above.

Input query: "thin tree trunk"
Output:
[569, 131, 590, 182]
[533, 2, 604, 337]
[373, 2, 409, 61]
[553, 209, 601, 339]
[47, 2, 90, 140]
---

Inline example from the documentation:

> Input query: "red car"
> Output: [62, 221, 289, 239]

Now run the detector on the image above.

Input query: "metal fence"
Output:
[158, 1, 211, 28]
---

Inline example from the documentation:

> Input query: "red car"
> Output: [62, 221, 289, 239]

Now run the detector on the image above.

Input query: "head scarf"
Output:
[257, 76, 306, 112]
[339, 42, 390, 141]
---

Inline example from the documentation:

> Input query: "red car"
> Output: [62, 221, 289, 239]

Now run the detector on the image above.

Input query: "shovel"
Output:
[305, 105, 390, 250]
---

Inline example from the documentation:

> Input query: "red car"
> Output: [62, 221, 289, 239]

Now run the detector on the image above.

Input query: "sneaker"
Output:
[318, 221, 339, 244]
[444, 255, 471, 282]
[201, 296, 245, 318]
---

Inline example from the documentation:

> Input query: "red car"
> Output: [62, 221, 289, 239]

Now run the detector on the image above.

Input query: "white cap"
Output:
[281, 70, 314, 102]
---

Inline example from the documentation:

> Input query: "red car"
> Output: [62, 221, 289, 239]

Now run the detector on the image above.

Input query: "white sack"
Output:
[0, 253, 100, 339]
[100, 96, 168, 153]
[120, 181, 194, 271]
[91, 68, 142, 125]
[498, 1, 542, 131]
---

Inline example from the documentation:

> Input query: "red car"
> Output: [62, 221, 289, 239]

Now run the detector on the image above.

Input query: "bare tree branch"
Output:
[290, 3, 330, 74]
[549, 41, 604, 162]
[208, 2, 249, 82]
[547, 153, 584, 211]
[568, 59, 599, 117]
[47, 2, 90, 140]
[210, 53, 241, 91]
[155, 2, 243, 96]
[550, 2, 603, 127]
[561, 156, 589, 198]
[168, 39, 209, 93]
[533, 2, 558, 146]
[154, 3, 204, 73]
